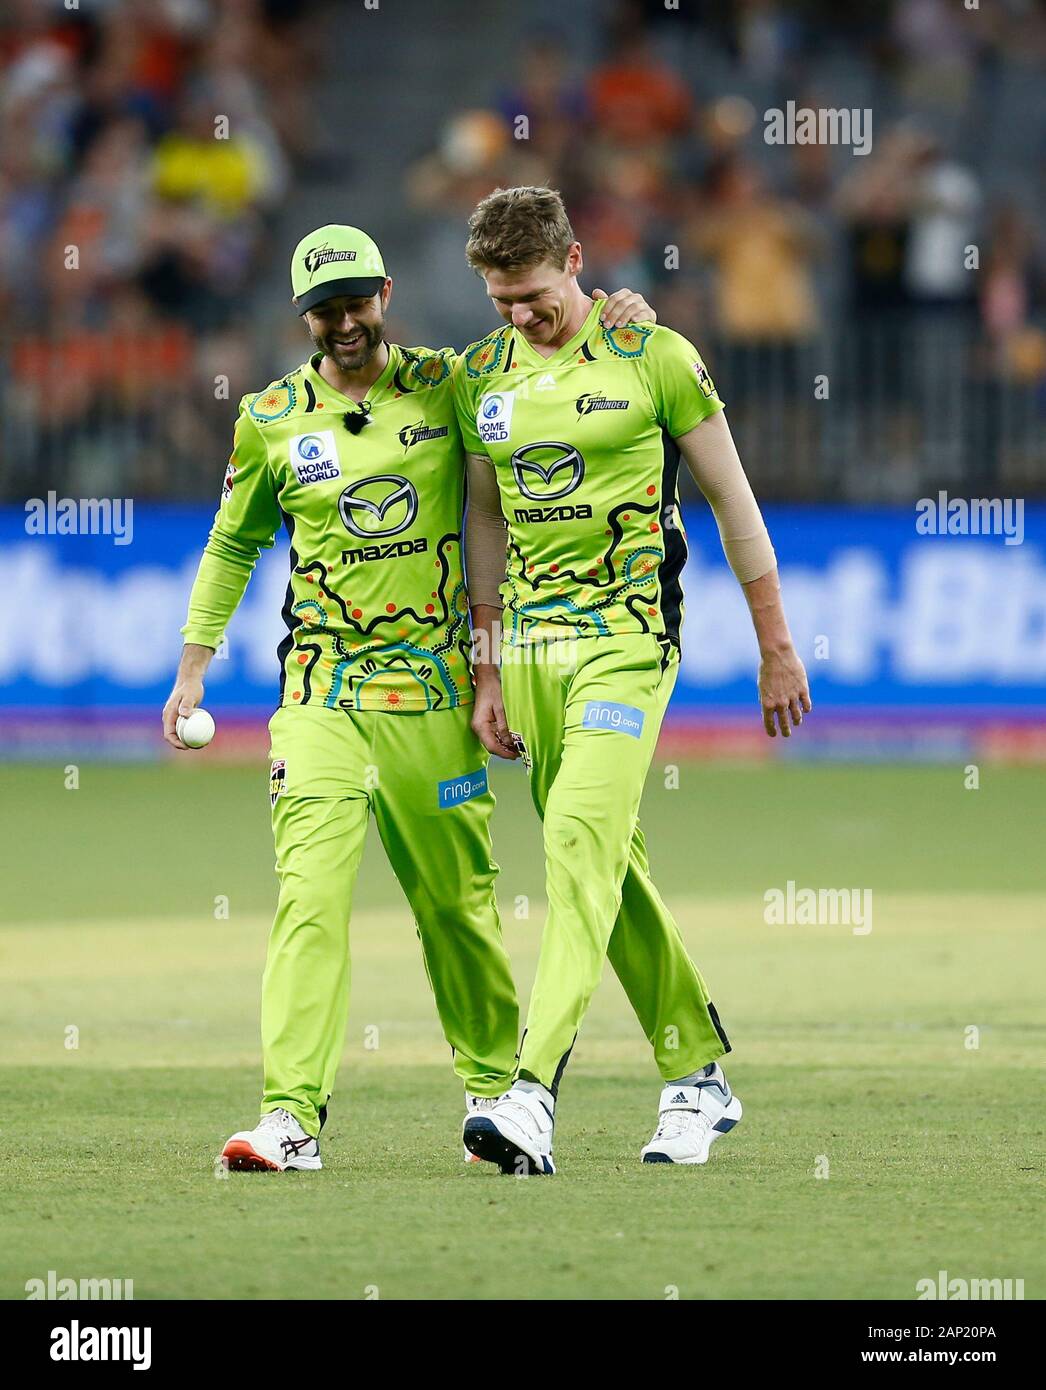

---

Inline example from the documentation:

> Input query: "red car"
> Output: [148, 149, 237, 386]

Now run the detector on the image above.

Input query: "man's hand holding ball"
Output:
[162, 649, 216, 751]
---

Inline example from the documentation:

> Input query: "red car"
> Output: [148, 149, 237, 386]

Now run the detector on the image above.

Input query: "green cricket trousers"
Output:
[261, 702, 520, 1136]
[501, 632, 730, 1094]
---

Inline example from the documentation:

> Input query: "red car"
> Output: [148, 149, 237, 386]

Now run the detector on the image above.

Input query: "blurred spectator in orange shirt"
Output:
[588, 10, 692, 149]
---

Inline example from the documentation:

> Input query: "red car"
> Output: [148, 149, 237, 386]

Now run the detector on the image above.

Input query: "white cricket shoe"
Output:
[641, 1064, 742, 1165]
[463, 1083, 556, 1175]
[463, 1094, 501, 1163]
[220, 1108, 322, 1172]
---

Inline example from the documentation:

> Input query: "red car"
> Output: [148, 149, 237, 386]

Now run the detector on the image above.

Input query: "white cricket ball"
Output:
[177, 708, 215, 749]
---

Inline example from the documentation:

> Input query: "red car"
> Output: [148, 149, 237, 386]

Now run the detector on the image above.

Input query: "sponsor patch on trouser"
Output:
[581, 700, 645, 739]
[511, 732, 532, 771]
[269, 759, 287, 805]
[437, 766, 489, 808]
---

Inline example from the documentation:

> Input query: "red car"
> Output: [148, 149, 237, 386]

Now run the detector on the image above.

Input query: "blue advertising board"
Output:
[1, 504, 1043, 717]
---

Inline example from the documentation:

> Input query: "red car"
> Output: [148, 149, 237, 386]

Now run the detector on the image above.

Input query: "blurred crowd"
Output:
[411, 2, 1046, 356]
[0, 0, 329, 498]
[407, 0, 1046, 497]
[3, 0, 1046, 500]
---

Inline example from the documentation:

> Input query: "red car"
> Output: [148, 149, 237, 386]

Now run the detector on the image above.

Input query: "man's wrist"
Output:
[178, 642, 215, 679]
[470, 604, 503, 670]
[749, 607, 793, 657]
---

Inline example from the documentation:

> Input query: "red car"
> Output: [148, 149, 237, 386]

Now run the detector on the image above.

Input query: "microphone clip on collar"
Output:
[343, 403, 371, 435]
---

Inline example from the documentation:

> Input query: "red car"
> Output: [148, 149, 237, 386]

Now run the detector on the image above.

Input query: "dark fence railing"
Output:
[697, 322, 1046, 503]
[2, 322, 1045, 503]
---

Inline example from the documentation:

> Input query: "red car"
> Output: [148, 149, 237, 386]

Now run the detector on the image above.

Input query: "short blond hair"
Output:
[465, 186, 575, 273]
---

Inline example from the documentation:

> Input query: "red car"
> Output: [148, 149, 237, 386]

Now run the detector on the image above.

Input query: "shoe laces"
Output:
[655, 1107, 711, 1142]
[258, 1109, 294, 1132]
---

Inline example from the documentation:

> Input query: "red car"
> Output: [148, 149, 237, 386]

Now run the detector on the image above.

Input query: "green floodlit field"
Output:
[1, 759, 1043, 1301]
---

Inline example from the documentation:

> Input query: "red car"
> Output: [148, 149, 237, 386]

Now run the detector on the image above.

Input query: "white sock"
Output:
[668, 1063, 716, 1087]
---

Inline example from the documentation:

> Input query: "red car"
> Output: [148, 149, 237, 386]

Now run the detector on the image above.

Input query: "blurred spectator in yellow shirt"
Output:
[693, 158, 821, 342]
[151, 88, 273, 219]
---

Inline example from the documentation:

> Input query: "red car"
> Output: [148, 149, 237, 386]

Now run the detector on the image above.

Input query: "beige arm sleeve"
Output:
[464, 451, 508, 609]
[675, 411, 776, 584]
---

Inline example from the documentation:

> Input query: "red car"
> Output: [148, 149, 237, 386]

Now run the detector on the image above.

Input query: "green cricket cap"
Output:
[291, 224, 387, 313]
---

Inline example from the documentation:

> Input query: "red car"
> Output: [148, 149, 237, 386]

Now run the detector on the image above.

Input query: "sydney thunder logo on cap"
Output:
[291, 223, 387, 313]
[303, 245, 358, 276]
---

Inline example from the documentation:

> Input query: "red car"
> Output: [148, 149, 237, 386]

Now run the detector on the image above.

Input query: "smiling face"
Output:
[481, 243, 586, 350]
[302, 280, 392, 372]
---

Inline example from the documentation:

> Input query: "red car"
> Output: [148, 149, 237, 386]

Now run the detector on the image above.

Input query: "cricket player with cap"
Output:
[163, 222, 654, 1170]
[456, 187, 812, 1175]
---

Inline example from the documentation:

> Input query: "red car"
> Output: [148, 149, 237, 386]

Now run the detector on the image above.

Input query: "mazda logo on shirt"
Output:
[338, 474, 418, 538]
[510, 442, 585, 502]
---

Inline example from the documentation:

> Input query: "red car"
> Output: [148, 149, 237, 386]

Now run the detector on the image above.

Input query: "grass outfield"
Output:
[1, 761, 1043, 1300]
